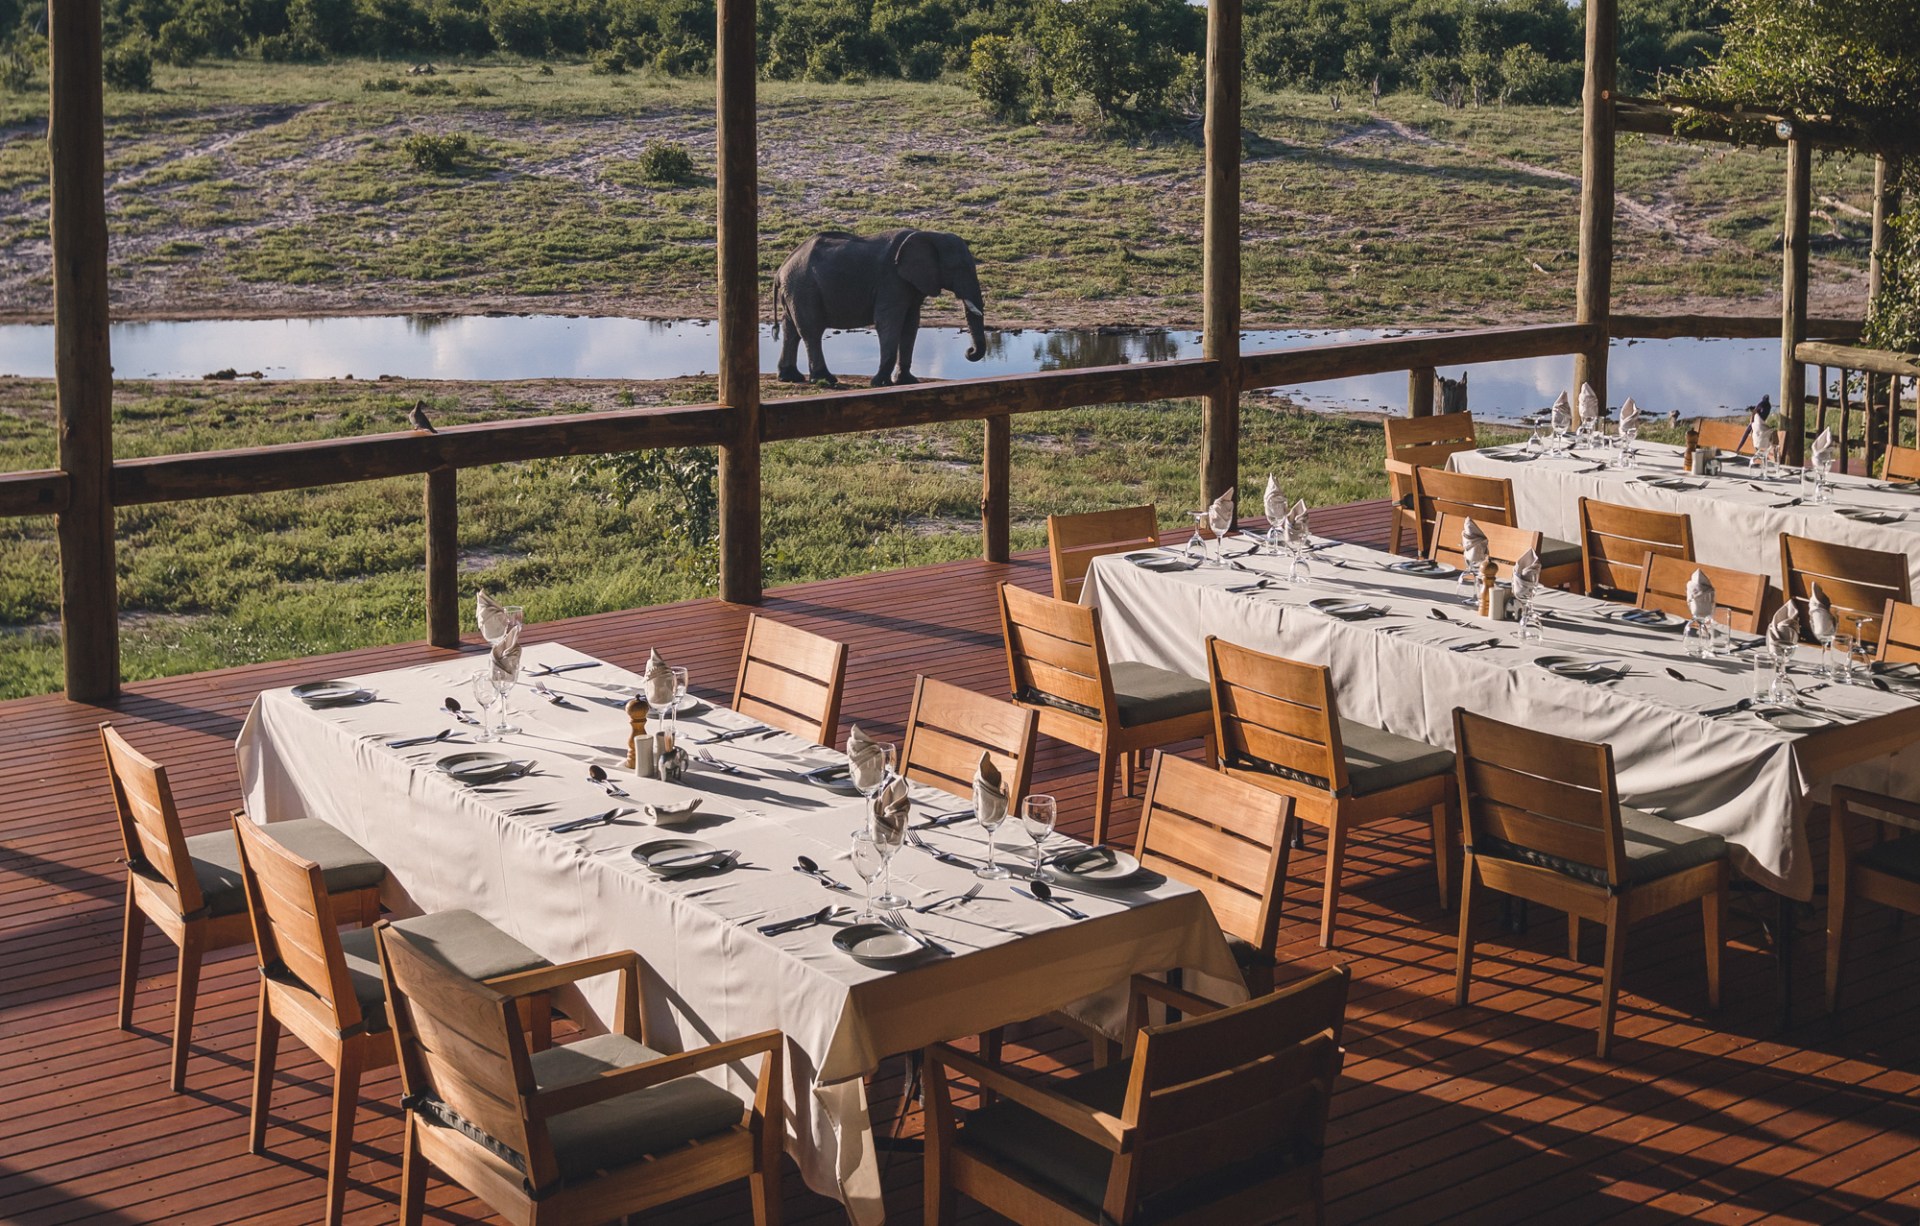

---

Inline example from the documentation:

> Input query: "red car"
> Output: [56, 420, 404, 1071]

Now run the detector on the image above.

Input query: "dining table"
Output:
[1450, 438, 1920, 588]
[1080, 538, 1920, 904]
[234, 642, 1242, 1225]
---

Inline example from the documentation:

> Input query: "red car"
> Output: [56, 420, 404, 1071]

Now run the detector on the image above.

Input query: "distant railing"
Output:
[1799, 342, 1920, 473]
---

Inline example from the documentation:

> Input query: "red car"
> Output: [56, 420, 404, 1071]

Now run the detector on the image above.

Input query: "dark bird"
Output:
[406, 400, 437, 433]
[1666, 409, 1681, 427]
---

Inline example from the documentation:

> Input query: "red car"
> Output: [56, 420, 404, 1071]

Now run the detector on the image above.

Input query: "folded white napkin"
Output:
[1619, 397, 1641, 431]
[1767, 601, 1800, 649]
[847, 725, 890, 792]
[1550, 391, 1572, 433]
[973, 752, 1008, 826]
[641, 649, 676, 708]
[475, 590, 520, 641]
[1207, 488, 1235, 537]
[1811, 428, 1834, 469]
[1511, 547, 1540, 602]
[490, 620, 522, 677]
[1578, 382, 1600, 428]
[1807, 582, 1838, 641]
[1287, 498, 1310, 540]
[1461, 517, 1489, 570]
[1263, 473, 1287, 524]
[1751, 413, 1773, 455]
[870, 774, 910, 840]
[1685, 569, 1717, 623]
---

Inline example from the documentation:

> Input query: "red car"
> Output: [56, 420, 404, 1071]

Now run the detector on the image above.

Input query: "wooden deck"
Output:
[5, 497, 1919, 1225]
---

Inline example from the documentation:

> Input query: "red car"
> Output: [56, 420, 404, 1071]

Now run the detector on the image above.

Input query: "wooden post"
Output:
[1869, 154, 1896, 303]
[714, 0, 761, 604]
[981, 415, 1010, 562]
[48, 0, 118, 702]
[1200, 0, 1243, 515]
[424, 468, 459, 648]
[1572, 0, 1616, 409]
[1781, 136, 1812, 465]
[1409, 366, 1435, 417]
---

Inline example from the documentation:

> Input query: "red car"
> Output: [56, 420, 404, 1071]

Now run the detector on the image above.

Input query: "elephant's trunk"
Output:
[963, 298, 987, 362]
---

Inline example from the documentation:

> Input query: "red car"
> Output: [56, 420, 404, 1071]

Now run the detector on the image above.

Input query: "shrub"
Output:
[103, 40, 155, 91]
[589, 47, 628, 74]
[1499, 42, 1578, 104]
[968, 34, 1030, 119]
[362, 75, 404, 91]
[0, 46, 33, 94]
[259, 32, 326, 61]
[635, 139, 696, 185]
[402, 131, 471, 172]
[405, 76, 457, 94]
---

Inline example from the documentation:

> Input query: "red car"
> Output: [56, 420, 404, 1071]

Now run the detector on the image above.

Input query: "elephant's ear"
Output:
[894, 231, 940, 298]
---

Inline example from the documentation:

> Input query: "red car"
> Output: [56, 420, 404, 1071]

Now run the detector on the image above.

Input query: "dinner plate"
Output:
[1123, 551, 1197, 573]
[1834, 508, 1906, 525]
[291, 680, 374, 706]
[1611, 608, 1675, 628]
[1756, 708, 1831, 733]
[1387, 559, 1458, 578]
[631, 837, 730, 876]
[1048, 846, 1142, 884]
[436, 751, 528, 783]
[802, 762, 863, 793]
[832, 922, 925, 967]
[1637, 475, 1703, 491]
[1535, 655, 1625, 681]
[1308, 598, 1383, 620]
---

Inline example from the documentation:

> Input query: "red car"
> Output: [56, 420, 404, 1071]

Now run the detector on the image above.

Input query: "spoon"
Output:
[1025, 879, 1088, 920]
[386, 728, 455, 749]
[587, 764, 628, 797]
[795, 856, 851, 892]
[1428, 608, 1452, 622]
[757, 904, 840, 936]
[444, 697, 479, 725]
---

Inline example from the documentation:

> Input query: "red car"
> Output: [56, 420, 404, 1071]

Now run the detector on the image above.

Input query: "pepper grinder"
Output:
[1477, 557, 1498, 617]
[623, 696, 649, 770]
[1683, 425, 1700, 473]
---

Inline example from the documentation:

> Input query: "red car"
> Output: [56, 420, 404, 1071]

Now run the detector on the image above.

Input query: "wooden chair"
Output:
[1207, 636, 1456, 949]
[1047, 505, 1160, 602]
[102, 723, 385, 1092]
[378, 924, 784, 1226]
[1385, 413, 1478, 555]
[1578, 497, 1694, 601]
[1825, 786, 1920, 1014]
[1413, 466, 1583, 587]
[732, 612, 848, 746]
[232, 815, 551, 1226]
[901, 675, 1037, 806]
[1883, 443, 1920, 483]
[1635, 554, 1771, 633]
[1134, 752, 1293, 993]
[924, 965, 1351, 1226]
[1695, 417, 1756, 455]
[1427, 511, 1544, 583]
[999, 583, 1213, 846]
[1451, 709, 1728, 1059]
[1875, 598, 1920, 664]
[1780, 534, 1912, 645]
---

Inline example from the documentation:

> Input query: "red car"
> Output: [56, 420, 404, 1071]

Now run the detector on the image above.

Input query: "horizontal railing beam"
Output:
[1240, 322, 1600, 388]
[1613, 313, 1862, 341]
[0, 469, 71, 517]
[1796, 342, 1920, 379]
[111, 403, 732, 505]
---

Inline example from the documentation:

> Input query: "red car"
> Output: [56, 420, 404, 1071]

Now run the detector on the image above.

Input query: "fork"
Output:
[882, 910, 953, 956]
[915, 884, 984, 914]
[693, 746, 747, 775]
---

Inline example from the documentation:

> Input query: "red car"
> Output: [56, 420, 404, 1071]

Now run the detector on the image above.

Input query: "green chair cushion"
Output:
[184, 818, 386, 917]
[533, 1034, 746, 1182]
[1108, 661, 1210, 729]
[1479, 806, 1726, 887]
[1539, 536, 1584, 571]
[1230, 718, 1452, 798]
[339, 909, 549, 1034]
[1858, 835, 1920, 883]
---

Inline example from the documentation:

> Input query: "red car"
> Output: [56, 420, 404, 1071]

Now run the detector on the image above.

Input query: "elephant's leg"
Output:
[895, 303, 923, 384]
[803, 329, 838, 389]
[872, 315, 902, 388]
[776, 300, 804, 384]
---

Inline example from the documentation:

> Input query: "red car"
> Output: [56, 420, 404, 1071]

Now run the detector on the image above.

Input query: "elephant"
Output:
[774, 229, 987, 388]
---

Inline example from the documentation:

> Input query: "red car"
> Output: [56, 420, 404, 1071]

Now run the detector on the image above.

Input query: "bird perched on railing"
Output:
[406, 400, 437, 433]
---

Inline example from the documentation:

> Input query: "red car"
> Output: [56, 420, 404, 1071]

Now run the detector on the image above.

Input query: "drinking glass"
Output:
[489, 655, 521, 736]
[1516, 587, 1544, 644]
[1184, 511, 1208, 561]
[1022, 795, 1058, 882]
[1282, 520, 1312, 585]
[1751, 653, 1773, 698]
[666, 665, 690, 738]
[1817, 626, 1840, 679]
[975, 794, 1012, 881]
[1710, 608, 1736, 659]
[870, 803, 909, 911]
[469, 672, 499, 742]
[1832, 632, 1855, 683]
[1614, 424, 1638, 469]
[850, 832, 884, 920]
[1683, 618, 1708, 659]
[480, 604, 524, 649]
[1848, 632, 1874, 683]
[849, 742, 896, 836]
[1768, 639, 1798, 705]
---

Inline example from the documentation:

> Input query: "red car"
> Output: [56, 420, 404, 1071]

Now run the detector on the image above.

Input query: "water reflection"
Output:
[0, 313, 1787, 420]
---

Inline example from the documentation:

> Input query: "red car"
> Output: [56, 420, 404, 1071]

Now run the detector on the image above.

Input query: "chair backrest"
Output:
[1411, 466, 1516, 555]
[1636, 553, 1770, 633]
[1206, 636, 1347, 797]
[100, 724, 203, 914]
[1578, 497, 1693, 600]
[1384, 413, 1478, 481]
[1427, 511, 1543, 581]
[999, 583, 1117, 729]
[1780, 533, 1913, 644]
[231, 814, 364, 1034]
[1109, 965, 1350, 1218]
[1047, 506, 1160, 603]
[1134, 753, 1292, 959]
[1453, 708, 1628, 888]
[1884, 444, 1920, 483]
[899, 676, 1037, 806]
[1695, 417, 1755, 456]
[377, 921, 554, 1187]
[731, 613, 848, 746]
[1877, 598, 1920, 665]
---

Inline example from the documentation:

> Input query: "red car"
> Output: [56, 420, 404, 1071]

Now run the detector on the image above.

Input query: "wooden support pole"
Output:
[424, 468, 459, 648]
[714, 0, 761, 604]
[1781, 136, 1812, 465]
[48, 0, 118, 702]
[1199, 0, 1242, 513]
[1409, 366, 1435, 417]
[1869, 154, 1896, 303]
[981, 415, 1009, 562]
[1572, 0, 1617, 408]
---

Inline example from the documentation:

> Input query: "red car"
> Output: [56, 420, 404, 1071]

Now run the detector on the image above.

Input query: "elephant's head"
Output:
[895, 230, 987, 362]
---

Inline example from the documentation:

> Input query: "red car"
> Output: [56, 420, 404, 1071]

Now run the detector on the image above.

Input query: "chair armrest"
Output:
[1832, 786, 1920, 831]
[482, 951, 637, 998]
[528, 1028, 783, 1121]
[924, 1042, 1127, 1152]
[1128, 974, 1230, 1018]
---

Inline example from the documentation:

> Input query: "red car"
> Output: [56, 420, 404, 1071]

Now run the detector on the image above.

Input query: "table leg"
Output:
[1776, 892, 1795, 1030]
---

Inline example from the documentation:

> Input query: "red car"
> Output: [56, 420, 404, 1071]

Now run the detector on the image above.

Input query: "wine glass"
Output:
[1816, 621, 1839, 679]
[1614, 422, 1638, 469]
[489, 641, 522, 736]
[1845, 613, 1876, 680]
[975, 792, 1012, 881]
[1516, 584, 1543, 644]
[480, 604, 524, 650]
[1022, 795, 1058, 882]
[667, 665, 690, 738]
[849, 742, 896, 836]
[870, 804, 909, 912]
[1284, 518, 1313, 585]
[1184, 511, 1208, 562]
[469, 672, 499, 742]
[850, 832, 884, 920]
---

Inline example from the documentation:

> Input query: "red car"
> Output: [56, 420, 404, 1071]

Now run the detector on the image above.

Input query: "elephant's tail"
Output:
[771, 278, 785, 340]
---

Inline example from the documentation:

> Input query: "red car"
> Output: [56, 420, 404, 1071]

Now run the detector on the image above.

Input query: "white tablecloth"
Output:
[235, 643, 1240, 1224]
[1452, 441, 1920, 588]
[1082, 544, 1920, 901]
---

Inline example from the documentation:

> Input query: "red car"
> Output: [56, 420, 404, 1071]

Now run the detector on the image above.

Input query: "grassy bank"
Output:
[0, 59, 1879, 328]
[0, 373, 1528, 698]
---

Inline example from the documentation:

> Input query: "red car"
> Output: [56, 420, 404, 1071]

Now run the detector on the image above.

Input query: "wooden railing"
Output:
[1800, 342, 1920, 472]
